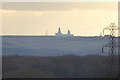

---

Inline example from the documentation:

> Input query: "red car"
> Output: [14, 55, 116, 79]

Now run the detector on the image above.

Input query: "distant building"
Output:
[55, 27, 74, 37]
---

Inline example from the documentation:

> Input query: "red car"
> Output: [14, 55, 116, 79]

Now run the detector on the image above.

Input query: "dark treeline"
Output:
[2, 54, 118, 78]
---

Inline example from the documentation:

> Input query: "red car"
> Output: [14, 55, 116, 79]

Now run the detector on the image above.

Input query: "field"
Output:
[2, 36, 109, 56]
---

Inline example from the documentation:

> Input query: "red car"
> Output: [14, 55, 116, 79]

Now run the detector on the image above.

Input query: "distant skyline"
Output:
[1, 2, 118, 36]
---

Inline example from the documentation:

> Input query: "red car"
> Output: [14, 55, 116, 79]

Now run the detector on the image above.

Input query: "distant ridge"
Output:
[2, 35, 103, 38]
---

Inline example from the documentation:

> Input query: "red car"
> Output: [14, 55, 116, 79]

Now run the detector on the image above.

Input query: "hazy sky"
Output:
[1, 2, 118, 36]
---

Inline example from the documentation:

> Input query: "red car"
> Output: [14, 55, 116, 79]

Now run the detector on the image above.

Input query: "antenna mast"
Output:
[46, 29, 47, 36]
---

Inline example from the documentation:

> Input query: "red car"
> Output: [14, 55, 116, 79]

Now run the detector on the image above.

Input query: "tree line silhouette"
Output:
[2, 54, 118, 78]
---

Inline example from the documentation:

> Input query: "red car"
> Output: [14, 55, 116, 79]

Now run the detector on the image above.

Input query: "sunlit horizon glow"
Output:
[1, 2, 118, 36]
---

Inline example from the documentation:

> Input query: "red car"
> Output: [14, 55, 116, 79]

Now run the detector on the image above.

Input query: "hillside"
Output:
[2, 36, 110, 56]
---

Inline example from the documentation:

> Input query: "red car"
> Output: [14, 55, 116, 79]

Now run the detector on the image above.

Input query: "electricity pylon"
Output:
[102, 23, 119, 75]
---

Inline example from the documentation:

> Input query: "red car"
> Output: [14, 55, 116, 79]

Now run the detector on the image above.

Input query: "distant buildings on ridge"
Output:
[45, 27, 114, 38]
[55, 27, 74, 37]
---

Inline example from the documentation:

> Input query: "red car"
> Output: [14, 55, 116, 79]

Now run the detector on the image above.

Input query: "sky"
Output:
[1, 2, 118, 36]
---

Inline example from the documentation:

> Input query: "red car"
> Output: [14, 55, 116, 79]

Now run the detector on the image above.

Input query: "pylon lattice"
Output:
[102, 23, 119, 74]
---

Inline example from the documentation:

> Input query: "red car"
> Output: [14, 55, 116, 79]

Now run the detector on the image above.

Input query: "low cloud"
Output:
[2, 2, 117, 11]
